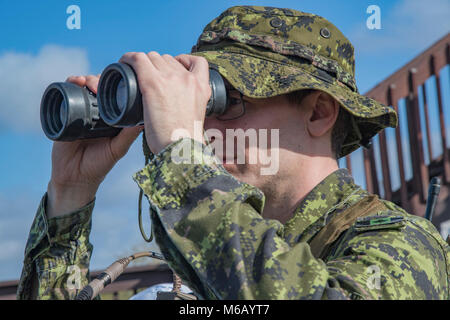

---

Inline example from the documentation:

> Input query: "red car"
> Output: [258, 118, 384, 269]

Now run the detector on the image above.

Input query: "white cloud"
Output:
[351, 0, 450, 54]
[0, 45, 89, 133]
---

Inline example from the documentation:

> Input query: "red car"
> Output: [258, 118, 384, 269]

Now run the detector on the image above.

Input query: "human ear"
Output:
[306, 91, 339, 138]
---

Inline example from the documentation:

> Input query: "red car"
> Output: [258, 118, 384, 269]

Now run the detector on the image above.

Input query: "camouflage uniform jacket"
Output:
[17, 138, 450, 299]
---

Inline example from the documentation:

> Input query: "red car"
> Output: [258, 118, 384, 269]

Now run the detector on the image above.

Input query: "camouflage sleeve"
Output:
[134, 138, 449, 299]
[17, 193, 95, 300]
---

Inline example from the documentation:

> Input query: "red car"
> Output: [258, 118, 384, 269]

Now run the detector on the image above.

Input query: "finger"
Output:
[175, 54, 209, 84]
[119, 52, 156, 72]
[66, 75, 86, 87]
[85, 75, 100, 94]
[110, 126, 144, 161]
[119, 52, 157, 85]
[146, 51, 169, 71]
[161, 54, 184, 71]
[174, 54, 193, 71]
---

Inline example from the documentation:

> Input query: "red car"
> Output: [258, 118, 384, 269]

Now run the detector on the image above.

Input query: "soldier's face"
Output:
[203, 90, 310, 189]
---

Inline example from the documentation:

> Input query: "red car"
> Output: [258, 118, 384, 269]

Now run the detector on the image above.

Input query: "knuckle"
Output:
[147, 51, 160, 57]
[120, 52, 133, 61]
[195, 55, 208, 66]
[197, 55, 208, 63]
[133, 52, 147, 62]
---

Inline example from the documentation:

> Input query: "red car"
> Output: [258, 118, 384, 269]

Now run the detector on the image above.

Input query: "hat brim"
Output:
[192, 50, 398, 158]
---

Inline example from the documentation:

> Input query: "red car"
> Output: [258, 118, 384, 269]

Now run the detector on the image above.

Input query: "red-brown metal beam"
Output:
[378, 130, 392, 200]
[407, 69, 429, 203]
[365, 33, 449, 102]
[420, 84, 434, 163]
[387, 86, 409, 211]
[363, 147, 379, 195]
[345, 154, 352, 175]
[0, 264, 173, 300]
[431, 51, 450, 184]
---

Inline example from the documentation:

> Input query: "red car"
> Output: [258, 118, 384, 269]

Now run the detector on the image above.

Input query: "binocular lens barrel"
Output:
[41, 62, 231, 141]
[41, 88, 66, 138]
[40, 82, 121, 141]
[98, 63, 143, 127]
[97, 63, 229, 127]
[206, 68, 227, 117]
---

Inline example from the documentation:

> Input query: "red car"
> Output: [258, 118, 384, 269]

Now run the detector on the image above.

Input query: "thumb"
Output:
[110, 126, 144, 161]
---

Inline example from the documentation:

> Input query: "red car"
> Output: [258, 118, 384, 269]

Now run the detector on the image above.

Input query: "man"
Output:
[18, 6, 449, 300]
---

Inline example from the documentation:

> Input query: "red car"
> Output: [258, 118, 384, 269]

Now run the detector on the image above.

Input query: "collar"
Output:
[283, 168, 361, 244]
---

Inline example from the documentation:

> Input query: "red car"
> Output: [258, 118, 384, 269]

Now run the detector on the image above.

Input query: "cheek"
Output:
[263, 114, 307, 153]
[260, 111, 299, 135]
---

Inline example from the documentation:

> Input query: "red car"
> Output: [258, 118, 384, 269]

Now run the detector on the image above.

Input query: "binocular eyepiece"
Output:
[40, 82, 122, 141]
[41, 63, 229, 141]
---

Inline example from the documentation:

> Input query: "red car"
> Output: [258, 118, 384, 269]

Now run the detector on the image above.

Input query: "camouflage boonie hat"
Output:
[191, 6, 398, 158]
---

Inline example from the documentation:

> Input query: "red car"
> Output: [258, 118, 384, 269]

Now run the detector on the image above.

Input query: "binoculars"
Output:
[40, 63, 229, 141]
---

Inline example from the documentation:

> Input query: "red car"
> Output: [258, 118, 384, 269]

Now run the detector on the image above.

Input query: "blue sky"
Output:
[0, 0, 449, 281]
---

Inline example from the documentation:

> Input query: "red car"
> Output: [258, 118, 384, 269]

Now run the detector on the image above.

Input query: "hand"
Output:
[119, 52, 211, 154]
[47, 75, 143, 218]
